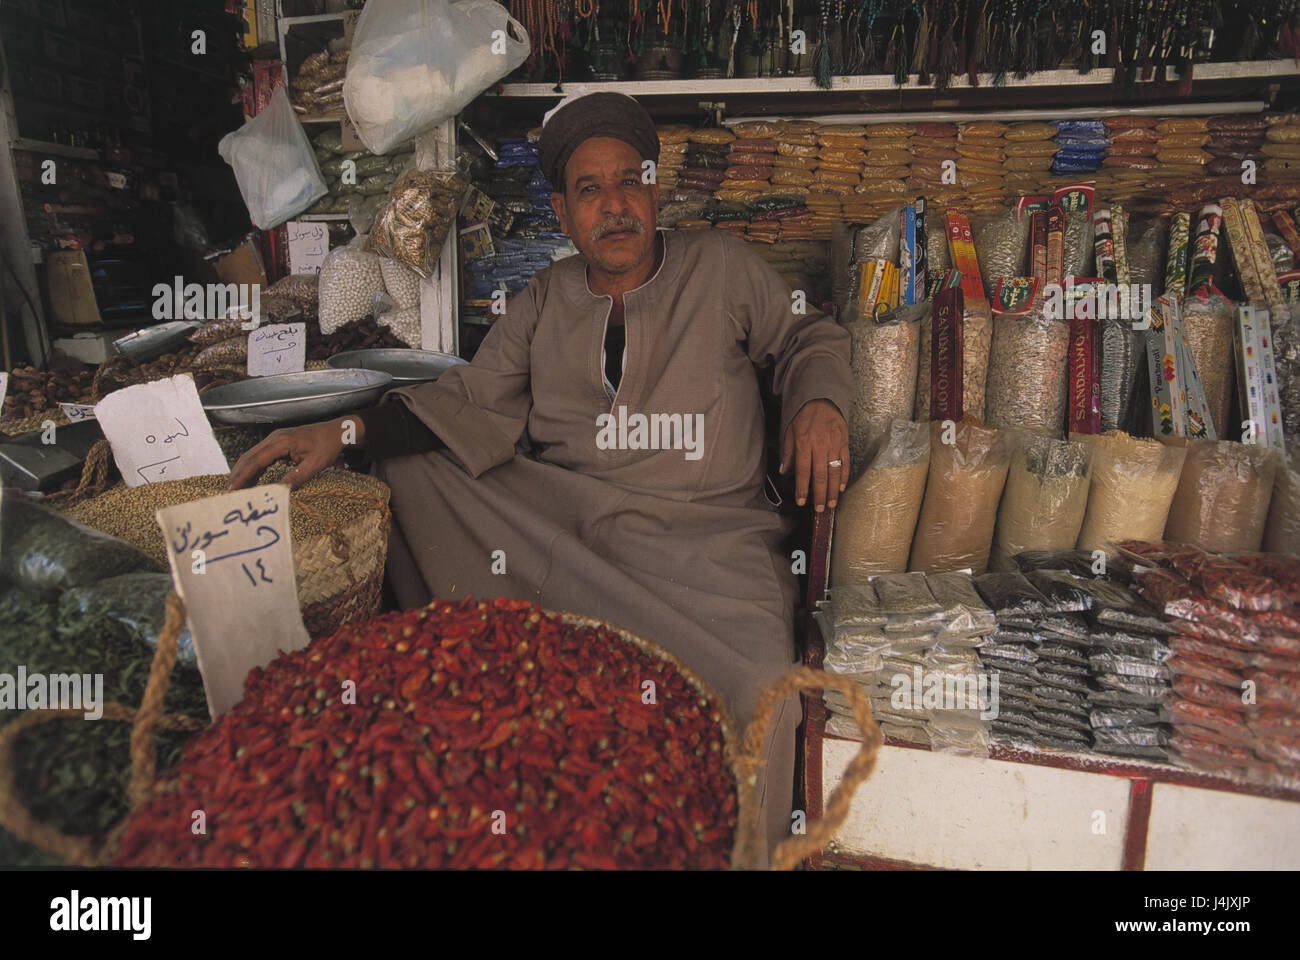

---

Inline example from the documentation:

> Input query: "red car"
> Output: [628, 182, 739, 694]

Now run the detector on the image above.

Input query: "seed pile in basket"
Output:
[115, 597, 737, 869]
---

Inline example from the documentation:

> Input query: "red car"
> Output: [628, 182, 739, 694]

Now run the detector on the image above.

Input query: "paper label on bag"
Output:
[156, 484, 310, 718]
[0, 373, 7, 411]
[246, 322, 306, 377]
[94, 374, 228, 486]
[58, 402, 97, 423]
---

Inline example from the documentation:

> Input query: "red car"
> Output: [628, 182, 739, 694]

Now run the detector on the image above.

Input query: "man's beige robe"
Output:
[375, 228, 852, 862]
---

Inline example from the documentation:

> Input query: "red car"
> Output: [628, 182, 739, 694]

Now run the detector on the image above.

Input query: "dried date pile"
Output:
[115, 598, 737, 869]
[1, 365, 96, 421]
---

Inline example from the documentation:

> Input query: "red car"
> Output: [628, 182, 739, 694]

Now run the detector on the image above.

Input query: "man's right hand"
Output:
[226, 416, 365, 491]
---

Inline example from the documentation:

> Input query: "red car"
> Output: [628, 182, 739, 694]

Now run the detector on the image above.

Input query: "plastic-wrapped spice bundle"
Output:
[831, 420, 930, 583]
[116, 599, 738, 870]
[991, 433, 1093, 571]
[844, 303, 922, 470]
[1164, 440, 1280, 553]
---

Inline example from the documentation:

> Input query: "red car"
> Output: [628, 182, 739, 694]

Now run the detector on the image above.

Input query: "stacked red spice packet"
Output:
[115, 598, 737, 869]
[1116, 541, 1300, 786]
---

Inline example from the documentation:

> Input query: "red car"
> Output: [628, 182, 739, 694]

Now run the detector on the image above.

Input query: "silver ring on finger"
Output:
[828, 459, 843, 468]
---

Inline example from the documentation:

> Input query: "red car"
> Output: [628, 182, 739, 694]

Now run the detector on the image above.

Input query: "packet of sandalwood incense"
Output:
[931, 285, 965, 422]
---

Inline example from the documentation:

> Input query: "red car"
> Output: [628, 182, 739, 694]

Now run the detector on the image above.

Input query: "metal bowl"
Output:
[200, 369, 394, 426]
[325, 348, 466, 385]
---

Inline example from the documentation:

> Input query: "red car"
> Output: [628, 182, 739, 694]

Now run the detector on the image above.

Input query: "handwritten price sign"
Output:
[247, 322, 306, 377]
[94, 374, 228, 487]
[287, 220, 329, 275]
[156, 484, 311, 718]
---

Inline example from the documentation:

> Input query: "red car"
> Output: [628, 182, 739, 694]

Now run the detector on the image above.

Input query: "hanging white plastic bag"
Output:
[217, 87, 328, 229]
[343, 0, 530, 155]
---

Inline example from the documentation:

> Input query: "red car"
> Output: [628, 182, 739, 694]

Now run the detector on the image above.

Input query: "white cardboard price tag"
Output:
[247, 322, 306, 377]
[58, 402, 97, 423]
[93, 373, 228, 486]
[155, 484, 311, 718]
[287, 220, 329, 275]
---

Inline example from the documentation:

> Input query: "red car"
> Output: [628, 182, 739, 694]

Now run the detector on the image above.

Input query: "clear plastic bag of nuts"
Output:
[366, 155, 473, 278]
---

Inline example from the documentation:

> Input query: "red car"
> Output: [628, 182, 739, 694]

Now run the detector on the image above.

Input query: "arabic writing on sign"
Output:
[287, 221, 329, 276]
[168, 489, 283, 587]
[247, 322, 306, 377]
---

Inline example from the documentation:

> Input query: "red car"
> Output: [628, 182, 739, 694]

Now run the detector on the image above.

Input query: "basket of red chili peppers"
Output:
[75, 596, 877, 870]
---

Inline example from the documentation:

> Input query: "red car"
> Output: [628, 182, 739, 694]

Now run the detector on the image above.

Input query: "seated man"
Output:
[228, 91, 852, 867]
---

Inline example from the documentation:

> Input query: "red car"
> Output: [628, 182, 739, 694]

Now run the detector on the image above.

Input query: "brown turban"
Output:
[538, 91, 660, 190]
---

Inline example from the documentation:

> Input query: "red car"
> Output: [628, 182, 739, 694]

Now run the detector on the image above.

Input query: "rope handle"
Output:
[0, 592, 203, 865]
[42, 439, 112, 508]
[731, 666, 881, 870]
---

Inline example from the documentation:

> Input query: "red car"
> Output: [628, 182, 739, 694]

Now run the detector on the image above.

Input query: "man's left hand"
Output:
[779, 399, 850, 513]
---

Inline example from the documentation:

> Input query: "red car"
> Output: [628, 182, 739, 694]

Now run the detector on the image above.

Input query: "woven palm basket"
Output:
[61, 463, 391, 639]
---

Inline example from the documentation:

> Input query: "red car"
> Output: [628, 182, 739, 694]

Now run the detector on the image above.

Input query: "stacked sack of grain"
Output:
[1262, 112, 1300, 181]
[678, 127, 733, 201]
[805, 123, 864, 236]
[1001, 121, 1059, 194]
[721, 120, 780, 208]
[655, 124, 689, 197]
[954, 121, 1009, 212]
[1205, 113, 1267, 178]
[1102, 116, 1160, 180]
[1052, 120, 1109, 177]
[852, 122, 913, 222]
[1154, 116, 1212, 180]
[746, 195, 812, 244]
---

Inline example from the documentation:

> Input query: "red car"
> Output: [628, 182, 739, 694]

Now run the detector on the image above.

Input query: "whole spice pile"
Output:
[115, 598, 737, 869]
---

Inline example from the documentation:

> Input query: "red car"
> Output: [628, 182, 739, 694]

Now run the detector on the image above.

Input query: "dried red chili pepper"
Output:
[114, 598, 737, 869]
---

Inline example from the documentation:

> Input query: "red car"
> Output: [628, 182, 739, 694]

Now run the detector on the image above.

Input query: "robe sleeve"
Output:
[382, 270, 544, 478]
[720, 233, 853, 440]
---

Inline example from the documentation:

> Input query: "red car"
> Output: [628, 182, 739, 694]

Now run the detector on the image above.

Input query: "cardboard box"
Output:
[45, 251, 102, 327]
[213, 238, 268, 289]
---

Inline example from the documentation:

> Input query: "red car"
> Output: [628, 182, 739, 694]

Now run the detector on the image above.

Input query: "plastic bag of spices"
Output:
[830, 420, 930, 584]
[972, 207, 1031, 293]
[0, 496, 159, 592]
[367, 161, 472, 278]
[844, 302, 922, 468]
[990, 433, 1093, 571]
[1074, 432, 1188, 555]
[908, 418, 1012, 575]
[1179, 288, 1236, 432]
[1163, 440, 1280, 553]
[985, 308, 1070, 435]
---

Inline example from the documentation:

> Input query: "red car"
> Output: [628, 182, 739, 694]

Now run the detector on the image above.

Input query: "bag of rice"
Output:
[831, 420, 930, 583]
[1074, 432, 1188, 554]
[1264, 450, 1300, 554]
[908, 418, 1012, 574]
[1164, 440, 1280, 553]
[991, 432, 1094, 571]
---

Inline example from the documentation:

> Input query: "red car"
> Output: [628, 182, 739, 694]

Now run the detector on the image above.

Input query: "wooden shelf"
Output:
[492, 60, 1300, 98]
[11, 139, 100, 161]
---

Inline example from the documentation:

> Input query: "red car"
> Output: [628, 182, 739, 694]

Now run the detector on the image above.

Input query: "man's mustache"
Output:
[591, 218, 646, 242]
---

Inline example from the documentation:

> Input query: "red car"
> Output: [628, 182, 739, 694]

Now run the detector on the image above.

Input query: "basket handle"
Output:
[731, 666, 881, 871]
[0, 592, 202, 865]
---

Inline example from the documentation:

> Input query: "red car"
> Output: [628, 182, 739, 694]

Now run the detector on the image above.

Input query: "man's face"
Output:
[550, 137, 660, 277]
